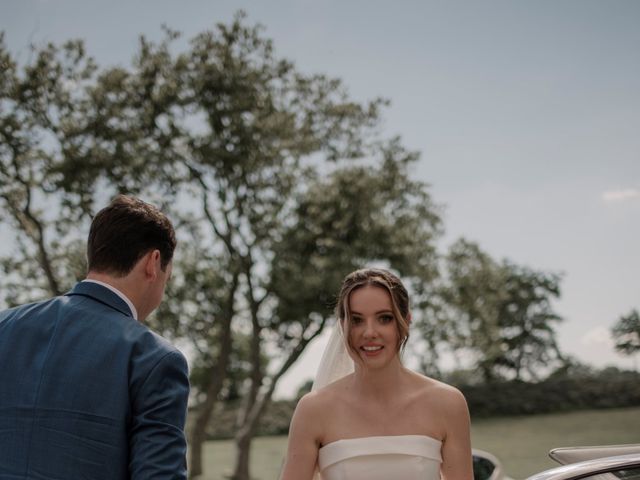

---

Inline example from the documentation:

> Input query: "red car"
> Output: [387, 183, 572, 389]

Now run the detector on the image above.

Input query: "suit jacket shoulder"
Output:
[0, 282, 189, 480]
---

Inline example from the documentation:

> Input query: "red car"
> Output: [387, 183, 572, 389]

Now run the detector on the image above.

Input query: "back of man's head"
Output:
[87, 195, 176, 276]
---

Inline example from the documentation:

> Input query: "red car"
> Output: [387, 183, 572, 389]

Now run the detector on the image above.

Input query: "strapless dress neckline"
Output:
[318, 435, 442, 480]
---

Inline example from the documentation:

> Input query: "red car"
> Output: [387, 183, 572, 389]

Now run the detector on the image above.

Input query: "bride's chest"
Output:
[321, 400, 443, 444]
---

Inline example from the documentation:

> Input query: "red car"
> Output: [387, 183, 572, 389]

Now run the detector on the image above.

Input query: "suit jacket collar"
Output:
[66, 281, 134, 318]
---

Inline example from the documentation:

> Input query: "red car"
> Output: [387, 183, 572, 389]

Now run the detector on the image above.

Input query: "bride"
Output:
[280, 268, 473, 480]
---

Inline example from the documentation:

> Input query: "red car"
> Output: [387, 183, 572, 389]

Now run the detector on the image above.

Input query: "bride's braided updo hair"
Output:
[336, 268, 411, 355]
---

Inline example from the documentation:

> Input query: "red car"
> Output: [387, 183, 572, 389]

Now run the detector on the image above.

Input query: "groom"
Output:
[0, 195, 190, 479]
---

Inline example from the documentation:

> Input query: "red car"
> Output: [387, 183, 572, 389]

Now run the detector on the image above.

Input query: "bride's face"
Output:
[346, 285, 400, 367]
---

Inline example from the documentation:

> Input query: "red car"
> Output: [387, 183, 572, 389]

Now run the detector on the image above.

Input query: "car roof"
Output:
[549, 444, 640, 465]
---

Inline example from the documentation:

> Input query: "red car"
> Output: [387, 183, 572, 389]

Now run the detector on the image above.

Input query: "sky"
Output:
[1, 0, 639, 398]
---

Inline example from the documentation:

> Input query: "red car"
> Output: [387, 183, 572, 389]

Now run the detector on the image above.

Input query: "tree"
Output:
[0, 33, 108, 307]
[497, 261, 565, 380]
[439, 239, 564, 382]
[1, 14, 443, 480]
[611, 309, 640, 364]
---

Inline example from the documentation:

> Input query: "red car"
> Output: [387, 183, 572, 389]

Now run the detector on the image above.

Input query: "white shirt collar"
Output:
[82, 279, 139, 320]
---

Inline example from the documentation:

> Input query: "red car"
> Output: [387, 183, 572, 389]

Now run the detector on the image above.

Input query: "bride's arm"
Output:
[280, 393, 322, 480]
[440, 387, 473, 480]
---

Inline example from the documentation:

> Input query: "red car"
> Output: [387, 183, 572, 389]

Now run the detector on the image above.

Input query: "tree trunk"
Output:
[229, 318, 328, 480]
[230, 421, 258, 480]
[230, 270, 264, 480]
[188, 424, 206, 479]
[188, 271, 239, 479]
[187, 325, 232, 479]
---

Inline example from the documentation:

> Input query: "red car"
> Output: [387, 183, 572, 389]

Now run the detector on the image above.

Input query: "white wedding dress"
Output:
[317, 434, 442, 480]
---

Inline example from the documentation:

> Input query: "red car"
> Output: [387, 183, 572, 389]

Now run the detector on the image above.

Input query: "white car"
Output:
[473, 449, 514, 480]
[473, 444, 640, 480]
[527, 444, 640, 480]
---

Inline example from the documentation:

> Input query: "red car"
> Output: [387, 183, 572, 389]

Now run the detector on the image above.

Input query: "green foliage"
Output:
[611, 309, 640, 357]
[294, 379, 313, 400]
[461, 367, 640, 417]
[269, 141, 441, 343]
[433, 239, 564, 382]
[0, 33, 100, 305]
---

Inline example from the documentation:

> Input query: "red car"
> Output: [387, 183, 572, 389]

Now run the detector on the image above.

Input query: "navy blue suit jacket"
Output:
[0, 281, 190, 479]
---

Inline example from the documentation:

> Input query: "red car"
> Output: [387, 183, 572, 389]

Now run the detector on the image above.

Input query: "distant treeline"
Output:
[200, 367, 640, 440]
[462, 367, 640, 417]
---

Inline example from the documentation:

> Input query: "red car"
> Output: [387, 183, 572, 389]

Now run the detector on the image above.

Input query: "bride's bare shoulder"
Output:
[294, 374, 353, 416]
[409, 371, 468, 409]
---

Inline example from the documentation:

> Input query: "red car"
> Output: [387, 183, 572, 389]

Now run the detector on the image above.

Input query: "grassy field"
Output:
[201, 406, 640, 479]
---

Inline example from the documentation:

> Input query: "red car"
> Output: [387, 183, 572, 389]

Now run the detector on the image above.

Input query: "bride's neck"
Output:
[351, 358, 407, 398]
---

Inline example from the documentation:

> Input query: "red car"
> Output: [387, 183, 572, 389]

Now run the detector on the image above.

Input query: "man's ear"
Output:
[143, 249, 161, 280]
